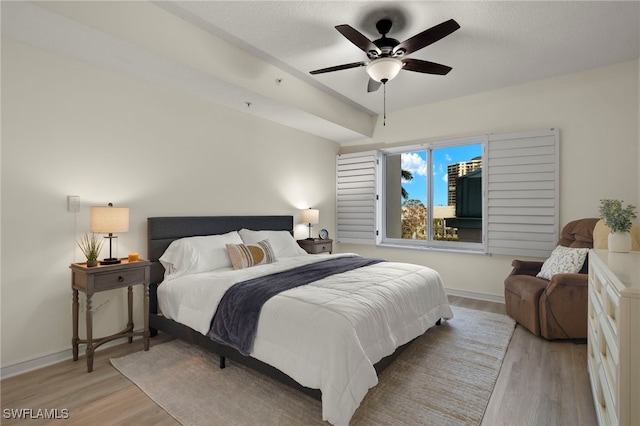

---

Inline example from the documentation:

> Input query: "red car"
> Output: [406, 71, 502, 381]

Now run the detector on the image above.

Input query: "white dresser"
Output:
[587, 249, 640, 426]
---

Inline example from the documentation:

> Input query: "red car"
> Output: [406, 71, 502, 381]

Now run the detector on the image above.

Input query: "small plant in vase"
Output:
[77, 232, 103, 266]
[599, 199, 637, 252]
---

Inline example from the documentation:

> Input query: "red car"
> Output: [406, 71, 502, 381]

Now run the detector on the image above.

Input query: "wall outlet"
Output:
[67, 195, 80, 213]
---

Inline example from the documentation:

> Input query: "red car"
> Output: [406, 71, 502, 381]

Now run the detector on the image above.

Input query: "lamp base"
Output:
[305, 237, 315, 241]
[100, 258, 121, 265]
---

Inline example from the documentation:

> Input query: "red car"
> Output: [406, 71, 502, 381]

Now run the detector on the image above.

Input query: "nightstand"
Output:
[70, 259, 150, 372]
[297, 238, 333, 254]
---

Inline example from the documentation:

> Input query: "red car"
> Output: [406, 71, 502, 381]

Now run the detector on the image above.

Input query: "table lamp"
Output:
[301, 208, 319, 240]
[91, 203, 129, 264]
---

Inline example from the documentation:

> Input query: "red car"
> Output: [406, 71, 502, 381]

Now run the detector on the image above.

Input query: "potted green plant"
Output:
[599, 199, 637, 253]
[77, 232, 103, 266]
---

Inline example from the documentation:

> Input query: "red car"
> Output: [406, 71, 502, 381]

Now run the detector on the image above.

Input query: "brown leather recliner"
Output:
[504, 218, 599, 340]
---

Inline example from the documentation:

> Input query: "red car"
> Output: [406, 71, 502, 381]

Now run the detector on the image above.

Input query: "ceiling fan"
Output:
[310, 18, 460, 92]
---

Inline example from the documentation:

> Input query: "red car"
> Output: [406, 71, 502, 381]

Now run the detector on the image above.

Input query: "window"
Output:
[336, 129, 559, 257]
[381, 138, 485, 251]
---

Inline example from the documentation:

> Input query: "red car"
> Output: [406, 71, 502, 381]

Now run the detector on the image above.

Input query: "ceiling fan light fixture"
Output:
[366, 58, 403, 83]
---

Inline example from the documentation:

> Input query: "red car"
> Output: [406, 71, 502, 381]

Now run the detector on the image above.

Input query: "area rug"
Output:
[111, 306, 515, 425]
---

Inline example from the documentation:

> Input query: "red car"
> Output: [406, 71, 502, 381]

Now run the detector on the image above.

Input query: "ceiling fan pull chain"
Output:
[383, 82, 387, 126]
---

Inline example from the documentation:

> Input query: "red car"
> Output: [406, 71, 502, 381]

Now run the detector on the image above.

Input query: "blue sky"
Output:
[401, 144, 482, 206]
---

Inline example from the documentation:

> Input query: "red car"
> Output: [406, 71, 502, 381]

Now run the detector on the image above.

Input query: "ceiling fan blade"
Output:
[402, 58, 452, 75]
[393, 19, 460, 56]
[310, 61, 367, 75]
[367, 78, 381, 92]
[335, 24, 382, 56]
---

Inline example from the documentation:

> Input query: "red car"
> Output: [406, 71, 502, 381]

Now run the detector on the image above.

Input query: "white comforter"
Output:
[158, 253, 453, 425]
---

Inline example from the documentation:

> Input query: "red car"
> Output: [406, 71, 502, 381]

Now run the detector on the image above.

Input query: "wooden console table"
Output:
[70, 259, 150, 372]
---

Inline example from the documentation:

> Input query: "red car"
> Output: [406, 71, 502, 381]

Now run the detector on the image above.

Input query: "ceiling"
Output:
[157, 1, 640, 115]
[2, 1, 639, 143]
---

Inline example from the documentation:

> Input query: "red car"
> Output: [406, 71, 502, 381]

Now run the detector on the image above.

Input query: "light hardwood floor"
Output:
[1, 296, 596, 425]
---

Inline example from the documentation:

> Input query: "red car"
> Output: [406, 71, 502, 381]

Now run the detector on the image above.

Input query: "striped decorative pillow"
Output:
[226, 239, 275, 270]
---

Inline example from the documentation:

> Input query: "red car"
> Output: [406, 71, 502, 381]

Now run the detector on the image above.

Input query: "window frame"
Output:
[378, 136, 487, 253]
[336, 128, 559, 258]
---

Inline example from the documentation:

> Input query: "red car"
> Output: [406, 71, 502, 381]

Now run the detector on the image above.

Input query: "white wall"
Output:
[1, 39, 339, 369]
[2, 38, 638, 373]
[339, 59, 639, 299]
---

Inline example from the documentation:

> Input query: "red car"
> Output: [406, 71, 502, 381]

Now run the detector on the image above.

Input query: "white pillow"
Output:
[238, 229, 307, 259]
[536, 245, 589, 280]
[159, 231, 243, 278]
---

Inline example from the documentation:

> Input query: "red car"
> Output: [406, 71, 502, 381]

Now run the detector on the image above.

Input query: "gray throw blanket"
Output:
[207, 256, 385, 355]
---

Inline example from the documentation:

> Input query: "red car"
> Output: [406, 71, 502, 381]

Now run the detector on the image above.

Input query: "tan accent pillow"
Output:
[226, 239, 275, 270]
[593, 219, 640, 250]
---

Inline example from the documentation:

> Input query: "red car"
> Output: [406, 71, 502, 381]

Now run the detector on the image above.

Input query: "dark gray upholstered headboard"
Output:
[147, 216, 294, 286]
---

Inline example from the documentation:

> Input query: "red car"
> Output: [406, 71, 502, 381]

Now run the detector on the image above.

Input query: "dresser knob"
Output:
[118, 275, 125, 283]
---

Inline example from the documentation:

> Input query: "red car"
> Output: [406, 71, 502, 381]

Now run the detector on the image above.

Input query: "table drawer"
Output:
[309, 243, 331, 254]
[298, 239, 333, 254]
[94, 268, 146, 290]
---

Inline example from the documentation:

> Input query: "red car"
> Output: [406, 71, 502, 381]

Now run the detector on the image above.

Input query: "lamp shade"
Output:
[301, 208, 319, 225]
[91, 205, 129, 233]
[366, 57, 403, 83]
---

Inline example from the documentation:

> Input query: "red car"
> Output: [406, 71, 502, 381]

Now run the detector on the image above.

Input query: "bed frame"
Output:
[147, 215, 420, 400]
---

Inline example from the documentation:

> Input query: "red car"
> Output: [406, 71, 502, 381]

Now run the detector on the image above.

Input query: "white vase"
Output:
[608, 231, 632, 253]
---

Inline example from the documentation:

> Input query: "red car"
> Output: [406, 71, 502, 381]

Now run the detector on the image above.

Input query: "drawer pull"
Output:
[118, 275, 125, 283]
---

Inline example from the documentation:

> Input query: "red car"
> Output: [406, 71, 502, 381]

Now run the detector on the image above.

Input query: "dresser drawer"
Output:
[592, 268, 605, 298]
[94, 267, 146, 290]
[599, 365, 619, 426]
[604, 284, 619, 338]
[587, 323, 599, 366]
[589, 287, 602, 323]
[593, 365, 607, 424]
[599, 315, 619, 408]
[589, 280, 603, 307]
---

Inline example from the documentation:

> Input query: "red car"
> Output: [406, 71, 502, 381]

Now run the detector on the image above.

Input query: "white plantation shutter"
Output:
[337, 129, 559, 256]
[336, 151, 378, 244]
[486, 128, 559, 257]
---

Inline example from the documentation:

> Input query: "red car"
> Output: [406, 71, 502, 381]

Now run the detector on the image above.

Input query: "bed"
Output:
[147, 215, 453, 425]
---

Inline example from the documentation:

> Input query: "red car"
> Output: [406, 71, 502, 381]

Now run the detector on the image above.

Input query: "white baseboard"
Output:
[446, 288, 505, 304]
[1, 334, 143, 380]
